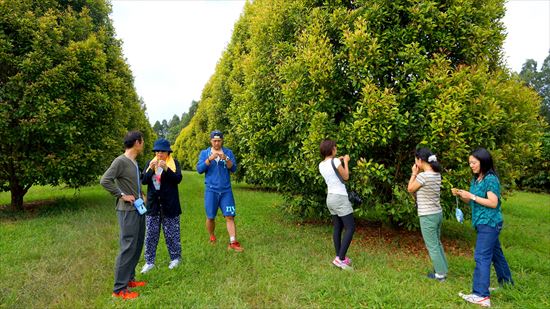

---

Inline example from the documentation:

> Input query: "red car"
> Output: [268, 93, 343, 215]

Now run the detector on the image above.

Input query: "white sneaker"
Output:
[140, 263, 154, 274]
[168, 259, 180, 269]
[459, 292, 491, 307]
[332, 257, 353, 271]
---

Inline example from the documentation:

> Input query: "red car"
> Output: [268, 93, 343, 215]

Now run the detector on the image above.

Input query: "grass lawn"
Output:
[1, 171, 549, 308]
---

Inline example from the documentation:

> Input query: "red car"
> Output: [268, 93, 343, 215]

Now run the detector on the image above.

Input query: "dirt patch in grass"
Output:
[298, 219, 472, 258]
[353, 222, 473, 258]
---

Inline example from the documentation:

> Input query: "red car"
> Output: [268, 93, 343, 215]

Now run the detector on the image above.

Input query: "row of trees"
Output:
[173, 0, 545, 228]
[152, 100, 199, 144]
[518, 53, 550, 191]
[0, 0, 154, 211]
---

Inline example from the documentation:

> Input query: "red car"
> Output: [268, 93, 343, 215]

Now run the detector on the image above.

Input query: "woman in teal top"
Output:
[452, 148, 513, 307]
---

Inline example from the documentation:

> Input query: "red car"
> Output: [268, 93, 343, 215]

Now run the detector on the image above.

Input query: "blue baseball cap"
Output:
[210, 130, 224, 139]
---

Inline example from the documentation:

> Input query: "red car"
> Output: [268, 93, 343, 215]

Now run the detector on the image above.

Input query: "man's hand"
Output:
[208, 152, 219, 161]
[121, 194, 136, 203]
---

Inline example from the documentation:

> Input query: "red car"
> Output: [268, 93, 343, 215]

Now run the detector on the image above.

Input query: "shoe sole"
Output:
[227, 246, 244, 252]
[112, 293, 139, 299]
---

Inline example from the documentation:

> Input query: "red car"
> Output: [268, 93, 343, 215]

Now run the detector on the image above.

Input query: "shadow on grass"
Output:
[0, 200, 57, 221]
[0, 193, 106, 223]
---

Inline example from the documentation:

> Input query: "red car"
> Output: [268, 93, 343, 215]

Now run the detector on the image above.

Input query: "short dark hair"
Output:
[415, 147, 442, 173]
[319, 139, 336, 157]
[124, 131, 143, 149]
[470, 147, 496, 177]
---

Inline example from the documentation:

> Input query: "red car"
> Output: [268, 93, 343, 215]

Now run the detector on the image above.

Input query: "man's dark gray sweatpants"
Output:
[113, 210, 145, 293]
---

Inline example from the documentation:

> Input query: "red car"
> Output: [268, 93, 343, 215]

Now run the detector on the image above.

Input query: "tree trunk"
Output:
[10, 178, 28, 212]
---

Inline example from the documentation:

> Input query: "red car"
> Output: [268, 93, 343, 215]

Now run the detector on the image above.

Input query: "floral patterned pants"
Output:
[144, 215, 181, 264]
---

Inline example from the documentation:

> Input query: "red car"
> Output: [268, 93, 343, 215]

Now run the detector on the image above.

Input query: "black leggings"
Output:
[332, 213, 355, 260]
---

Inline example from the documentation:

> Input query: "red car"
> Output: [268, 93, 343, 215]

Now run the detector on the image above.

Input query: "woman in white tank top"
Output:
[318, 139, 355, 270]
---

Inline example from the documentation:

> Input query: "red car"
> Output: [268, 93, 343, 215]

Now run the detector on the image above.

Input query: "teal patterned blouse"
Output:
[469, 173, 503, 228]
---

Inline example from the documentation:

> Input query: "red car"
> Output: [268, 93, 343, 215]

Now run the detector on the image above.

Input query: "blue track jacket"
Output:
[196, 147, 237, 192]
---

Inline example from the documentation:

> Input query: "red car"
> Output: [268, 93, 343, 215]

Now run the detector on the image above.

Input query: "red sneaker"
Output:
[112, 289, 139, 299]
[227, 241, 244, 252]
[209, 235, 217, 243]
[128, 280, 147, 288]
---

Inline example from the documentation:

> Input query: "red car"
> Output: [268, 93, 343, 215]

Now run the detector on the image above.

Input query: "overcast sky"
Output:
[110, 0, 550, 125]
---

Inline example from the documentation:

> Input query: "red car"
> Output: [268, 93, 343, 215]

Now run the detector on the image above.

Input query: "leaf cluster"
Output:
[173, 0, 544, 228]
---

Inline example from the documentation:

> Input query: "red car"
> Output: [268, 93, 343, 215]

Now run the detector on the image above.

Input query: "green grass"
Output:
[1, 172, 549, 308]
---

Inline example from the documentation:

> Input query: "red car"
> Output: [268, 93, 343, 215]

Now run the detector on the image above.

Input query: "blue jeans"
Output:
[472, 223, 513, 297]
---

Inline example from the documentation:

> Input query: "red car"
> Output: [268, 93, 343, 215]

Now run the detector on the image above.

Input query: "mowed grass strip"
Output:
[1, 171, 549, 308]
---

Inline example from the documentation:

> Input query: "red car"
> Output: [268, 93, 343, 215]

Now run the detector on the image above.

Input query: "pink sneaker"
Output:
[342, 257, 352, 266]
[335, 256, 352, 265]
[332, 257, 353, 270]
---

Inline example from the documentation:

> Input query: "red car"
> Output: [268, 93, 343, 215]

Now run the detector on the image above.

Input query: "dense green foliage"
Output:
[0, 0, 153, 210]
[1, 177, 549, 307]
[520, 54, 550, 125]
[173, 0, 544, 228]
[518, 54, 550, 191]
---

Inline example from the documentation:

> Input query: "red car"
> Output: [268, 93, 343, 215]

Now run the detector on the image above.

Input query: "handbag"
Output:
[134, 197, 147, 215]
[330, 158, 363, 206]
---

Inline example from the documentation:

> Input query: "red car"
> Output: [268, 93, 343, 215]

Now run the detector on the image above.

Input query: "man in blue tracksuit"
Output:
[196, 130, 243, 252]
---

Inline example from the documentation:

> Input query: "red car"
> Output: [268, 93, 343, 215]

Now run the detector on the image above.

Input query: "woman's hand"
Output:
[407, 164, 421, 193]
[337, 155, 350, 180]
[452, 188, 476, 205]
[338, 155, 350, 164]
[411, 164, 419, 176]
[457, 189, 473, 200]
[158, 160, 167, 169]
[452, 188, 470, 198]
[343, 154, 350, 163]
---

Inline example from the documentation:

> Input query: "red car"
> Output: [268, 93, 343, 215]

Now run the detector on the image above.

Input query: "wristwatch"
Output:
[120, 192, 125, 198]
[471, 195, 477, 201]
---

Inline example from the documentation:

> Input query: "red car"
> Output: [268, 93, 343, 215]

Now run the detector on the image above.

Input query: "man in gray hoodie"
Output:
[100, 131, 146, 299]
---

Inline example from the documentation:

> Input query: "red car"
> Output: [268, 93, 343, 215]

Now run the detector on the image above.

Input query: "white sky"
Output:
[110, 0, 550, 125]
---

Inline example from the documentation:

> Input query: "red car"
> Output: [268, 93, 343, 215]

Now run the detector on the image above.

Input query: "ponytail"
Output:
[415, 147, 442, 173]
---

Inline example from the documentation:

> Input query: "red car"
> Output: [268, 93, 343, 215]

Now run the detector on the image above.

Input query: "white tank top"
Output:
[319, 158, 348, 196]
